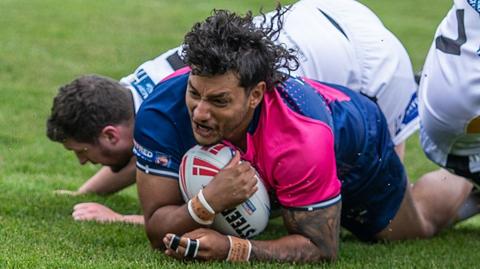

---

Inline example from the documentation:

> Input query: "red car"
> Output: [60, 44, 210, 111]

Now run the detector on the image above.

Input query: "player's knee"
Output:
[416, 221, 437, 238]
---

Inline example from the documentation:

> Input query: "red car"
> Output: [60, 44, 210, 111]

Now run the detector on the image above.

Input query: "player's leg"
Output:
[376, 169, 473, 240]
[455, 188, 480, 222]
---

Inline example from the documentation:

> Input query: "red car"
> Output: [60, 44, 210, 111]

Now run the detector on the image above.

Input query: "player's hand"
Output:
[72, 202, 124, 223]
[163, 228, 229, 261]
[203, 151, 258, 212]
[54, 189, 82, 196]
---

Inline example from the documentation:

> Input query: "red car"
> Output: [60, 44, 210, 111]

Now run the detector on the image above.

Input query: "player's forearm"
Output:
[250, 234, 337, 262]
[78, 160, 136, 195]
[249, 202, 341, 262]
[145, 204, 203, 249]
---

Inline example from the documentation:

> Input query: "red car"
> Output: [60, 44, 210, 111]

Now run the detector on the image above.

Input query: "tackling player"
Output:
[419, 0, 480, 221]
[419, 0, 480, 184]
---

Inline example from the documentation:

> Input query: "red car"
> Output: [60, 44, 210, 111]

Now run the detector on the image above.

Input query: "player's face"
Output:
[63, 138, 132, 172]
[186, 72, 264, 147]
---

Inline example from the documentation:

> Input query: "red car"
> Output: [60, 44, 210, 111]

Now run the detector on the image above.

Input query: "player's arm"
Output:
[55, 157, 136, 196]
[78, 157, 137, 195]
[137, 152, 255, 249]
[250, 204, 341, 262]
[137, 169, 202, 249]
[163, 201, 341, 262]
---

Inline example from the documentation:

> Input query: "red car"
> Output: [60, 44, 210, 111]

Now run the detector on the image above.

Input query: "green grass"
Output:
[1, 0, 479, 268]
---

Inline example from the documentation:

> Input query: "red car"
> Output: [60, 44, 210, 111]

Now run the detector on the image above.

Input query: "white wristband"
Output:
[187, 199, 214, 225]
[198, 189, 216, 214]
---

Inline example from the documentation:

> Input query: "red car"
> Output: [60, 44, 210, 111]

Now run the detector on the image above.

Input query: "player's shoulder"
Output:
[134, 69, 190, 136]
[119, 46, 185, 99]
[137, 67, 190, 109]
[274, 76, 338, 127]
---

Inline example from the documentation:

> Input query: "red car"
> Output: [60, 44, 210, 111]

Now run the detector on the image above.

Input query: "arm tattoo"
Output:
[249, 202, 341, 262]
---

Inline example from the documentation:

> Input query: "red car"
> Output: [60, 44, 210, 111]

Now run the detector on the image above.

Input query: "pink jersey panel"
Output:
[160, 66, 191, 82]
[242, 89, 341, 208]
[303, 77, 350, 104]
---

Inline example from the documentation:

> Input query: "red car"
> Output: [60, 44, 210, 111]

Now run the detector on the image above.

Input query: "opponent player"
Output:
[48, 0, 419, 224]
[134, 6, 472, 262]
[419, 0, 480, 184]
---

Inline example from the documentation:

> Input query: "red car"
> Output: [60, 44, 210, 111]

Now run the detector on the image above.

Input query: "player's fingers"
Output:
[164, 234, 181, 252]
[248, 185, 259, 197]
[73, 202, 99, 210]
[164, 234, 201, 259]
[225, 150, 241, 169]
[245, 173, 258, 191]
[184, 238, 200, 259]
[72, 212, 88, 221]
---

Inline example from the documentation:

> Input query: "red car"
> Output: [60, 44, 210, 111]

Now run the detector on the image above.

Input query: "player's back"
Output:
[418, 0, 480, 178]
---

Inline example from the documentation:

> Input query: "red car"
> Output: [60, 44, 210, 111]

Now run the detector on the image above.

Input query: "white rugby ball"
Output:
[179, 143, 270, 238]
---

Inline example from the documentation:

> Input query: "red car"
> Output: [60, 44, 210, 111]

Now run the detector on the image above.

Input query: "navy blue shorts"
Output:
[336, 92, 407, 242]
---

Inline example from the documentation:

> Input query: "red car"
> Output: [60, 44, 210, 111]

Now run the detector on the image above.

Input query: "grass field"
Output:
[1, 0, 478, 268]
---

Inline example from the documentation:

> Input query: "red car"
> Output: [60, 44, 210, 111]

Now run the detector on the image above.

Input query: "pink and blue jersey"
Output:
[134, 70, 407, 241]
[240, 77, 342, 209]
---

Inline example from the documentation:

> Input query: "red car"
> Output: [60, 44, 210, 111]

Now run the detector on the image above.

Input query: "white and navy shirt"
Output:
[119, 47, 185, 112]
[419, 0, 480, 174]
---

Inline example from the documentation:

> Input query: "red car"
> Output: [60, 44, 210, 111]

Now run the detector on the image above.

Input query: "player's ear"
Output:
[100, 125, 120, 145]
[248, 81, 265, 109]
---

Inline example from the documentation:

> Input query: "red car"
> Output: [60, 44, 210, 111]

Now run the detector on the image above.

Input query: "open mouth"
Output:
[194, 122, 214, 138]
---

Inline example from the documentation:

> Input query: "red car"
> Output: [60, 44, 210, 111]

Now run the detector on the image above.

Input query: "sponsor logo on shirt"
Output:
[130, 68, 155, 100]
[133, 140, 172, 168]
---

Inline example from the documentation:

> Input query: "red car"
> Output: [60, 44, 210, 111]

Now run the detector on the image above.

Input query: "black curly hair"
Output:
[46, 75, 134, 144]
[182, 4, 299, 92]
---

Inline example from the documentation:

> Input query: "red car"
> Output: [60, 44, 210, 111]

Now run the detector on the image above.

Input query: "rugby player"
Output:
[48, 0, 420, 224]
[419, 0, 480, 221]
[134, 6, 471, 263]
[419, 0, 480, 184]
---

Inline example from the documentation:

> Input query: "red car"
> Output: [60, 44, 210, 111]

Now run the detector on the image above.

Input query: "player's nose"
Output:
[193, 101, 211, 122]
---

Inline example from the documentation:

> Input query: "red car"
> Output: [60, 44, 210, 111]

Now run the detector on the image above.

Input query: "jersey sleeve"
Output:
[119, 47, 184, 100]
[133, 108, 183, 179]
[271, 123, 341, 210]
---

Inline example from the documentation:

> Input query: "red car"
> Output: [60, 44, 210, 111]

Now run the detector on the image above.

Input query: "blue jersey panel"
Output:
[277, 77, 333, 128]
[133, 72, 196, 178]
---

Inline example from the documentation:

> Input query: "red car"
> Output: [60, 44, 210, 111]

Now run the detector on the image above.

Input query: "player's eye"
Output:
[188, 90, 201, 99]
[212, 98, 229, 107]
